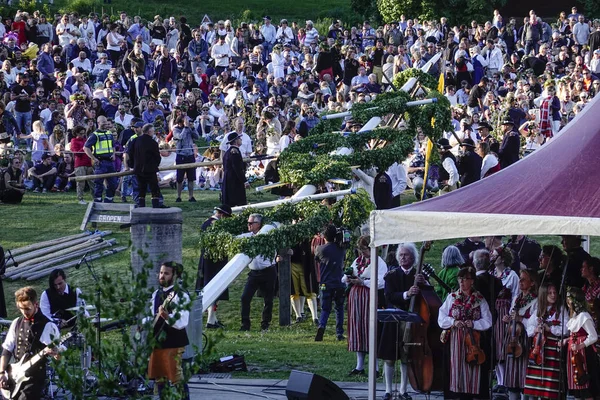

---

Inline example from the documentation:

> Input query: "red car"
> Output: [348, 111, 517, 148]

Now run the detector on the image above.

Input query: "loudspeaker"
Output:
[285, 370, 349, 400]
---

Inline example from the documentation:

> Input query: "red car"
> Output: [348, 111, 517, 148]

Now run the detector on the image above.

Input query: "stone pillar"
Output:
[130, 207, 183, 287]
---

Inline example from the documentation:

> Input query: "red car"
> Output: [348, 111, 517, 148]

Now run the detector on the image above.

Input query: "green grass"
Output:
[52, 0, 353, 27]
[1, 188, 599, 383]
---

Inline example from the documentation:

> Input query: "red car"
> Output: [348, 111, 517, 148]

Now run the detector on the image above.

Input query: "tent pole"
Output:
[584, 236, 590, 252]
[368, 245, 378, 400]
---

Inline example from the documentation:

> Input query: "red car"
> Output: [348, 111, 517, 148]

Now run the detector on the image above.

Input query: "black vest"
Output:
[153, 288, 189, 349]
[439, 152, 456, 183]
[14, 311, 50, 378]
[46, 286, 77, 323]
[458, 150, 482, 187]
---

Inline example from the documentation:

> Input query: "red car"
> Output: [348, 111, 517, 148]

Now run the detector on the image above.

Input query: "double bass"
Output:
[402, 242, 444, 393]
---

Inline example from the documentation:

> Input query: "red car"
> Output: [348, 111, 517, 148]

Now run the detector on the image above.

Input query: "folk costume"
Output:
[503, 290, 537, 393]
[221, 140, 247, 207]
[148, 284, 190, 398]
[438, 289, 492, 395]
[566, 311, 600, 398]
[523, 305, 568, 399]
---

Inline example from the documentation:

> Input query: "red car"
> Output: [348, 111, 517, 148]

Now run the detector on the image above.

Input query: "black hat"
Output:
[461, 138, 476, 147]
[41, 152, 51, 160]
[263, 15, 271, 21]
[214, 204, 232, 216]
[501, 118, 514, 126]
[437, 138, 452, 149]
[476, 122, 493, 130]
[226, 131, 242, 144]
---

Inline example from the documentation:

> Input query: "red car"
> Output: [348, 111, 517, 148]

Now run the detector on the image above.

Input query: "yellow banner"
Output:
[420, 138, 434, 200]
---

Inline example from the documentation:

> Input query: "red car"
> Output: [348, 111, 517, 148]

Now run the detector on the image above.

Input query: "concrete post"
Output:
[130, 207, 183, 287]
[278, 249, 291, 326]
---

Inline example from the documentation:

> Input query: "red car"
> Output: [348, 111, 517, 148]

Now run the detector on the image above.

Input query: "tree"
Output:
[377, 0, 508, 25]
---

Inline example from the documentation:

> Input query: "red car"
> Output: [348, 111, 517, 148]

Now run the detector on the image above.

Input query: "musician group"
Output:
[0, 262, 190, 400]
[376, 235, 600, 400]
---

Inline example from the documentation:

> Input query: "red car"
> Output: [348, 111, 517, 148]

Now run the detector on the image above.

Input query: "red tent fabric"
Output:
[370, 94, 600, 246]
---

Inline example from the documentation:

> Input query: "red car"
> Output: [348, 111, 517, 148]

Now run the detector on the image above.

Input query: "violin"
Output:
[506, 312, 524, 358]
[529, 320, 546, 365]
[571, 337, 589, 386]
[465, 328, 486, 365]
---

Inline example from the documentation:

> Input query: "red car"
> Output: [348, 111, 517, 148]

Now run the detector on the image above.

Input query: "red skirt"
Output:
[523, 334, 561, 399]
[347, 285, 369, 352]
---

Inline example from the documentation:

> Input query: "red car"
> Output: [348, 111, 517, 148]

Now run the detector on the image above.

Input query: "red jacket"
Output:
[70, 136, 92, 168]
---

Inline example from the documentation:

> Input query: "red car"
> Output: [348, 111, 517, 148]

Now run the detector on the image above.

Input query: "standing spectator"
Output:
[304, 20, 319, 47]
[573, 15, 591, 47]
[172, 116, 199, 203]
[70, 126, 94, 204]
[106, 23, 125, 66]
[211, 35, 231, 75]
[188, 30, 208, 74]
[56, 14, 77, 47]
[522, 13, 543, 56]
[154, 45, 178, 91]
[37, 43, 55, 94]
[83, 116, 118, 203]
[221, 132, 249, 206]
[260, 16, 276, 63]
[132, 123, 165, 208]
[457, 138, 482, 187]
[437, 138, 459, 192]
[314, 224, 346, 342]
[11, 73, 34, 144]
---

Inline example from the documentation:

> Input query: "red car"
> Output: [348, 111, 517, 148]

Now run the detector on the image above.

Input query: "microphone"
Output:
[76, 252, 90, 269]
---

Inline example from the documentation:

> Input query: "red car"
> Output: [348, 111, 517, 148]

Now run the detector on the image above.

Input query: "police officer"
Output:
[83, 116, 118, 203]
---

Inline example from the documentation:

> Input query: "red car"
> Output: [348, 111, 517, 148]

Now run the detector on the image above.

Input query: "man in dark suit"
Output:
[561, 235, 590, 289]
[498, 119, 520, 168]
[457, 138, 482, 187]
[197, 204, 232, 328]
[221, 132, 249, 206]
[132, 123, 165, 208]
[473, 249, 503, 400]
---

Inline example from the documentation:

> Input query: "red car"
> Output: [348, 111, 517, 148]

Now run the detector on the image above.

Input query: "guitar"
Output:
[153, 291, 176, 338]
[1, 332, 73, 399]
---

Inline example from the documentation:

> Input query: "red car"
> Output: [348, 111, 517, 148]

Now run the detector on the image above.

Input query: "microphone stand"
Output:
[81, 254, 102, 375]
[558, 256, 570, 400]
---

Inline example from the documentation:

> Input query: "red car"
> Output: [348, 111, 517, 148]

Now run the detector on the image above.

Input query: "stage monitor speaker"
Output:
[285, 369, 349, 400]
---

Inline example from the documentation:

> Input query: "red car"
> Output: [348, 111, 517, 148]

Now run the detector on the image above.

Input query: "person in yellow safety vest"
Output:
[83, 116, 119, 203]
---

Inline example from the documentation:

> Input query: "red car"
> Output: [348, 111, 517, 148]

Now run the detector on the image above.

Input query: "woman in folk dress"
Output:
[342, 235, 387, 376]
[438, 267, 492, 398]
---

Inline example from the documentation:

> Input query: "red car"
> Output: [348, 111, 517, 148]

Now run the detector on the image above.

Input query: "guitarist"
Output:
[148, 261, 190, 400]
[0, 287, 61, 399]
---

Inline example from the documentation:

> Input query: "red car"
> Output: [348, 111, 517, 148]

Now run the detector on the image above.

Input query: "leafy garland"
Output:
[199, 189, 374, 261]
[277, 68, 453, 187]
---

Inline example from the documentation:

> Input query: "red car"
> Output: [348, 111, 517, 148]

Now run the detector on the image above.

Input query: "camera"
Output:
[335, 227, 351, 247]
[77, 100, 85, 106]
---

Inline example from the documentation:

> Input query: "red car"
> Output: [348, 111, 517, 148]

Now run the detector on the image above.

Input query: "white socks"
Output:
[207, 303, 217, 324]
[400, 362, 408, 394]
[384, 360, 395, 393]
[356, 351, 365, 370]
[496, 362, 505, 386]
[291, 296, 303, 319]
[299, 295, 306, 315]
[307, 296, 318, 321]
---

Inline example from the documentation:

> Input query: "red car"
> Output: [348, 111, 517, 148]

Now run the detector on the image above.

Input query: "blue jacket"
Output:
[37, 52, 55, 79]
[153, 56, 178, 83]
[188, 39, 208, 61]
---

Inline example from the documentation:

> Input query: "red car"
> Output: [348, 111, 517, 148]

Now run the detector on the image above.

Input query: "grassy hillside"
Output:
[53, 0, 354, 27]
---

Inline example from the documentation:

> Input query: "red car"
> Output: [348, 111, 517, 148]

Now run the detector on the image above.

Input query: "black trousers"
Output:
[137, 174, 161, 200]
[241, 266, 277, 329]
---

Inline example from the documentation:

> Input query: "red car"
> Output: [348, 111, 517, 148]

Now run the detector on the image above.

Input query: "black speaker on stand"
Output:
[285, 370, 349, 400]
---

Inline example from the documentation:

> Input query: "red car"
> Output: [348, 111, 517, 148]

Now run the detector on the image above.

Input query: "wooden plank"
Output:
[89, 214, 130, 224]
[80, 202, 95, 231]
[90, 203, 134, 212]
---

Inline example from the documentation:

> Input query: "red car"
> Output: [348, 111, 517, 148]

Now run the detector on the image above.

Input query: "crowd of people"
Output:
[0, 6, 598, 206]
[0, 4, 599, 400]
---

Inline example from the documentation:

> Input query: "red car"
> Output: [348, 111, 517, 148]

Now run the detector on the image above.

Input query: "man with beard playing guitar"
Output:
[148, 261, 191, 399]
[0, 287, 61, 399]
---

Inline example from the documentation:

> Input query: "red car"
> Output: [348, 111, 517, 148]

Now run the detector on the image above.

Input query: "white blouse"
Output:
[438, 290, 493, 331]
[342, 256, 387, 289]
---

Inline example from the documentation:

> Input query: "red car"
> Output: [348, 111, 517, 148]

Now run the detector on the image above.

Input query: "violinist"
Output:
[491, 246, 519, 395]
[581, 257, 600, 334]
[502, 269, 538, 400]
[523, 283, 568, 399]
[538, 245, 564, 289]
[438, 267, 492, 399]
[377, 243, 424, 400]
[473, 249, 503, 399]
[343, 235, 387, 376]
[564, 287, 599, 400]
